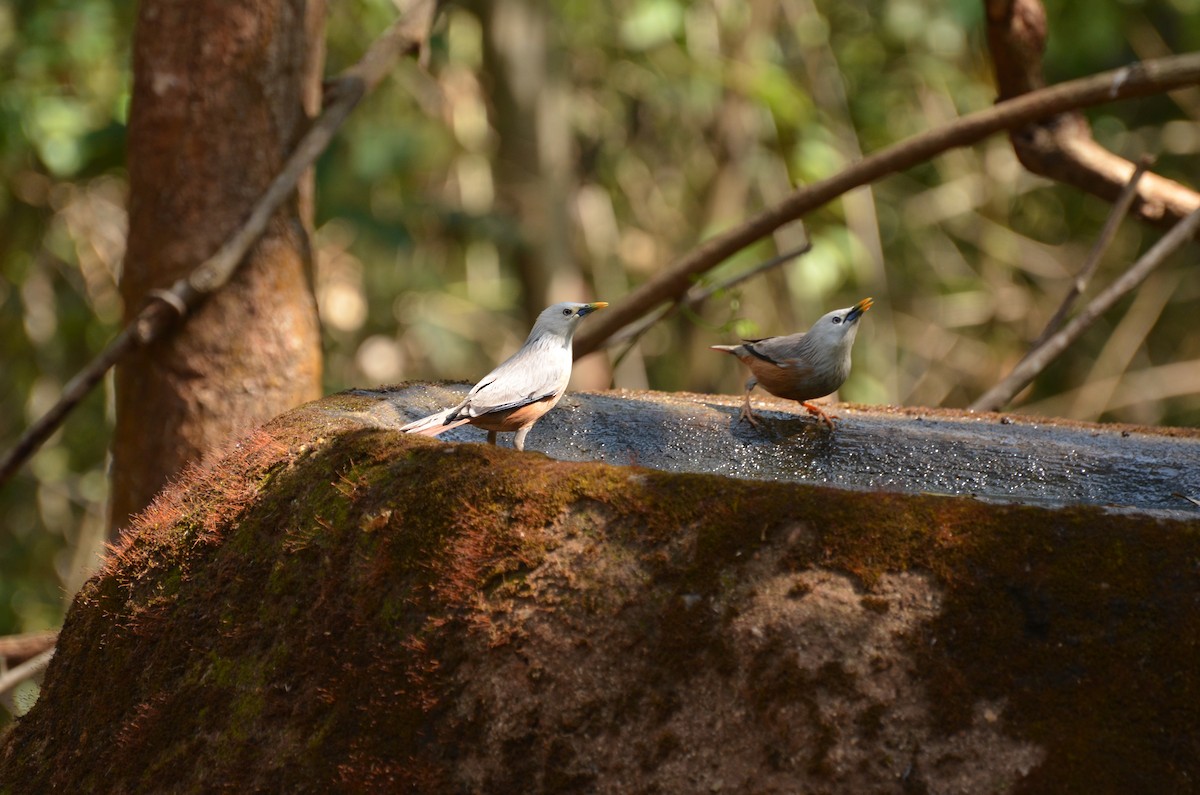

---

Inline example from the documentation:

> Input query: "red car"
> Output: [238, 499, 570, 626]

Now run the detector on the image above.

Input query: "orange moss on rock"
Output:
[1, 396, 1199, 792]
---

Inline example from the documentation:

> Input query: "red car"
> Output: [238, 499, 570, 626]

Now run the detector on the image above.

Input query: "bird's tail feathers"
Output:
[400, 409, 471, 437]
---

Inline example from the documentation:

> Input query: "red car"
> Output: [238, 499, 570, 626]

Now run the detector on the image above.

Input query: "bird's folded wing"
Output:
[744, 334, 806, 366]
[460, 353, 566, 418]
[465, 389, 560, 417]
[742, 340, 783, 366]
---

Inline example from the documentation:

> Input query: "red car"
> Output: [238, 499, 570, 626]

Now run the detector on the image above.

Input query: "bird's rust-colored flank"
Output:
[467, 393, 560, 433]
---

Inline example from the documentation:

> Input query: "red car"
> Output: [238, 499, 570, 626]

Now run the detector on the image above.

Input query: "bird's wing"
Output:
[456, 345, 568, 418]
[741, 334, 807, 367]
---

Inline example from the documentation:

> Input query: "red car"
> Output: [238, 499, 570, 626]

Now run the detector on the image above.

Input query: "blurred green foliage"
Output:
[2, 0, 1199, 644]
[1, 0, 135, 640]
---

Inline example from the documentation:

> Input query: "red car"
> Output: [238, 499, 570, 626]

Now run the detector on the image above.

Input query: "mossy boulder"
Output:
[1, 387, 1198, 792]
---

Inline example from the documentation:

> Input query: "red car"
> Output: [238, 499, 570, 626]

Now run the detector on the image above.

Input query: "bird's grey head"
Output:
[530, 301, 608, 340]
[804, 297, 874, 353]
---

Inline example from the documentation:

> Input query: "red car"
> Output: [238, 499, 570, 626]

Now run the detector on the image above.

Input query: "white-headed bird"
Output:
[400, 301, 608, 451]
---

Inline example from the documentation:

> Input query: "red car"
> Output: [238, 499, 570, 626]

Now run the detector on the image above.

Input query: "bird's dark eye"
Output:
[832, 316, 842, 325]
[562, 308, 572, 316]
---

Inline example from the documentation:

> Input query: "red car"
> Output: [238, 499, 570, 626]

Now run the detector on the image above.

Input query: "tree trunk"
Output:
[111, 0, 325, 535]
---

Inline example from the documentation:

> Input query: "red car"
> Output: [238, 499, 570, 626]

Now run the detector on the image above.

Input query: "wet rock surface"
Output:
[355, 383, 1200, 514]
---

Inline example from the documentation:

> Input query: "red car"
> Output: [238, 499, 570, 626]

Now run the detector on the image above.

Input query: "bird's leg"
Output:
[801, 401, 838, 429]
[738, 387, 761, 428]
[487, 431, 498, 446]
[513, 426, 531, 452]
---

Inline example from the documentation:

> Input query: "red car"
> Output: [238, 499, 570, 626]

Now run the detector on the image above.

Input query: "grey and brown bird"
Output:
[711, 297, 873, 428]
[400, 301, 607, 451]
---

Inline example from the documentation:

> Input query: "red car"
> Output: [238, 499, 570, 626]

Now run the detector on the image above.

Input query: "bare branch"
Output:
[608, 240, 813, 354]
[0, 0, 440, 491]
[0, 648, 54, 702]
[970, 205, 1200, 411]
[607, 241, 812, 369]
[573, 51, 1200, 359]
[0, 631, 59, 666]
[1030, 156, 1153, 349]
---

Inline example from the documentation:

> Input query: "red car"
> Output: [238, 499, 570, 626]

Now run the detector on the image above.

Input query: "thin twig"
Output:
[574, 52, 1200, 358]
[0, 648, 54, 702]
[608, 241, 812, 369]
[0, 0, 439, 491]
[970, 204, 1200, 411]
[608, 241, 813, 350]
[0, 631, 59, 665]
[1030, 156, 1154, 349]
[0, 325, 142, 488]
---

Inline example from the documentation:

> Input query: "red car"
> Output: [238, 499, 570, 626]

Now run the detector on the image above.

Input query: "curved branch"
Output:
[986, 0, 1200, 227]
[574, 51, 1200, 359]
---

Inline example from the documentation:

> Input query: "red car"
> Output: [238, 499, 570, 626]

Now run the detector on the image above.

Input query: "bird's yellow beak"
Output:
[579, 301, 608, 316]
[846, 297, 874, 322]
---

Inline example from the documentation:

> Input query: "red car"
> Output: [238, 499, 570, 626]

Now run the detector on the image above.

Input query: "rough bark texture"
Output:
[984, 0, 1200, 227]
[111, 0, 324, 535]
[2, 389, 1199, 792]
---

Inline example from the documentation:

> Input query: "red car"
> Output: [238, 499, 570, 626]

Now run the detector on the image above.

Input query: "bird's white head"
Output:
[529, 301, 608, 341]
[804, 296, 874, 354]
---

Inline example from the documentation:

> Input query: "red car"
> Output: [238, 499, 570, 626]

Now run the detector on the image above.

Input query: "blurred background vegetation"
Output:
[2, 0, 1198, 650]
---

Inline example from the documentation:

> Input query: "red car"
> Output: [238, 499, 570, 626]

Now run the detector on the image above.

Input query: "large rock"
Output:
[2, 386, 1198, 793]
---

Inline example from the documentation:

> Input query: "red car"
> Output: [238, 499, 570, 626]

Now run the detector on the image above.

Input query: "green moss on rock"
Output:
[1, 399, 1198, 793]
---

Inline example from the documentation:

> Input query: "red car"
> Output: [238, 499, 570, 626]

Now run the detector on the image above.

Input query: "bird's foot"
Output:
[802, 402, 838, 429]
[738, 403, 762, 429]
